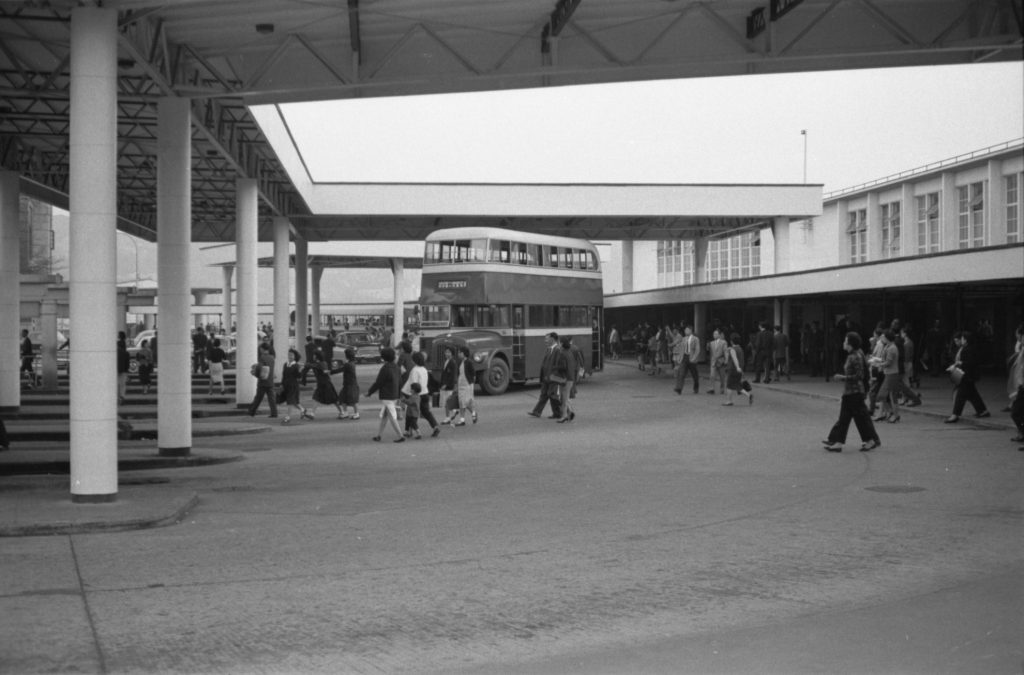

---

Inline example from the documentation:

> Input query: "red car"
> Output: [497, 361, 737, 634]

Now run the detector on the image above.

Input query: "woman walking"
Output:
[823, 332, 881, 452]
[280, 348, 310, 425]
[869, 330, 902, 424]
[136, 339, 155, 395]
[440, 347, 459, 425]
[945, 331, 990, 423]
[307, 350, 342, 420]
[402, 351, 441, 437]
[338, 348, 361, 420]
[206, 338, 226, 395]
[451, 346, 478, 427]
[116, 331, 130, 405]
[722, 333, 752, 406]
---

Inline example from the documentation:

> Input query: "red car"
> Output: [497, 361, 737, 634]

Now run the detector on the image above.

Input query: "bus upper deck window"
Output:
[547, 247, 559, 267]
[490, 239, 511, 263]
[526, 244, 540, 266]
[512, 241, 527, 264]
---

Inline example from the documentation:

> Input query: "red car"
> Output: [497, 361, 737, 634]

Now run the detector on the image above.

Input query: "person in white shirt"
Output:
[401, 351, 441, 437]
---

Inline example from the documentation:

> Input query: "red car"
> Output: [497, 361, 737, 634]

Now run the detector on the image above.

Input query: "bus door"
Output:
[511, 305, 526, 381]
[591, 306, 603, 372]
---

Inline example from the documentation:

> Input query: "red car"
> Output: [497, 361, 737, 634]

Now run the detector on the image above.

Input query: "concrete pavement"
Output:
[1, 362, 1021, 673]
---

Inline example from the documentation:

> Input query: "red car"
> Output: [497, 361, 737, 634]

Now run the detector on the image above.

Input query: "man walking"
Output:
[529, 332, 563, 419]
[753, 321, 773, 383]
[675, 325, 701, 394]
[707, 329, 727, 395]
[247, 343, 278, 417]
[19, 329, 37, 388]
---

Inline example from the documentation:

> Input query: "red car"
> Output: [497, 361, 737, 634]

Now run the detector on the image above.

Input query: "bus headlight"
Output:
[473, 350, 488, 363]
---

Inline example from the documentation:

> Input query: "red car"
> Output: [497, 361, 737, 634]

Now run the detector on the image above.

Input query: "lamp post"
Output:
[801, 129, 807, 183]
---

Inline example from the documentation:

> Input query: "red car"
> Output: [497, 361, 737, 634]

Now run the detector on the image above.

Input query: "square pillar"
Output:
[295, 238, 308, 346]
[156, 96, 193, 456]
[0, 171, 20, 411]
[235, 179, 259, 406]
[68, 6, 118, 502]
[273, 217, 291, 371]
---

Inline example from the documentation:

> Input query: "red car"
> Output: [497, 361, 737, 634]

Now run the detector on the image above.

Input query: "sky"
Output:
[97, 60, 1023, 297]
[281, 61, 1023, 194]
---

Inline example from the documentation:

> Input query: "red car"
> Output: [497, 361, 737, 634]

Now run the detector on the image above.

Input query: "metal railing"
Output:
[823, 138, 1024, 201]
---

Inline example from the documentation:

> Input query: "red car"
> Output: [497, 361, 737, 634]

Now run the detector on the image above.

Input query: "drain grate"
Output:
[865, 485, 926, 493]
[121, 476, 171, 485]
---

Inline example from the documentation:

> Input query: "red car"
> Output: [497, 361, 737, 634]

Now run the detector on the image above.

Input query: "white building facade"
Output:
[604, 140, 1024, 369]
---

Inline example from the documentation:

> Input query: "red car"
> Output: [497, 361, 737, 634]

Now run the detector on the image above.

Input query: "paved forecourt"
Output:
[1, 362, 1021, 674]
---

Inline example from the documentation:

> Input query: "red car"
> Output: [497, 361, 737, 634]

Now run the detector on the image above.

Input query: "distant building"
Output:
[604, 140, 1024, 367]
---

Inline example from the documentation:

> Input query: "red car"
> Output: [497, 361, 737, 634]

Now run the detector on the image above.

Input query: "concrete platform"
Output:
[1, 362, 1021, 673]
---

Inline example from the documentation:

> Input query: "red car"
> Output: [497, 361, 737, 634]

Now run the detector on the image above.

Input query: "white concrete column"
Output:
[40, 300, 59, 390]
[620, 240, 634, 293]
[692, 302, 707, 344]
[235, 179, 259, 406]
[156, 97, 193, 456]
[759, 226, 776, 276]
[835, 200, 849, 264]
[295, 238, 308, 347]
[221, 265, 233, 334]
[692, 237, 709, 284]
[941, 172, 957, 251]
[0, 170, 20, 411]
[273, 217, 291, 372]
[69, 6, 118, 502]
[900, 183, 914, 256]
[391, 258, 404, 347]
[772, 217, 790, 273]
[311, 265, 323, 336]
[865, 192, 881, 261]
[988, 159, 1005, 245]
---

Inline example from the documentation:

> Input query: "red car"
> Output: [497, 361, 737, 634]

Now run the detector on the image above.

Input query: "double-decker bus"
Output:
[418, 227, 603, 395]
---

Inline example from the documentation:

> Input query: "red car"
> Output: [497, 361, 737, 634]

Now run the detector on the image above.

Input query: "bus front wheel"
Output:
[480, 358, 510, 396]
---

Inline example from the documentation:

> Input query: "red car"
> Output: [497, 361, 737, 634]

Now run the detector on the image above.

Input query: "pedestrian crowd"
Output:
[611, 316, 1024, 453]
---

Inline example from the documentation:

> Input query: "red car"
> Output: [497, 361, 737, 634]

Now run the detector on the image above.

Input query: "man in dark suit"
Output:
[528, 332, 563, 419]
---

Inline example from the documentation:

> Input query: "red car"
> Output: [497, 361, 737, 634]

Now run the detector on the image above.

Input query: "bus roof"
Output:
[426, 227, 598, 252]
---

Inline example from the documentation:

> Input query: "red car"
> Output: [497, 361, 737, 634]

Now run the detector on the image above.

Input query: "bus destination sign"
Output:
[437, 279, 468, 290]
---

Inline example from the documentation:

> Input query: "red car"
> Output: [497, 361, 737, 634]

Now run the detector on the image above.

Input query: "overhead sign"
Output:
[770, 0, 804, 21]
[746, 0, 804, 39]
[746, 8, 767, 39]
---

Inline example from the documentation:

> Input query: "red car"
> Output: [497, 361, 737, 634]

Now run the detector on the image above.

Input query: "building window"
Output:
[916, 192, 940, 254]
[1007, 174, 1020, 244]
[957, 181, 985, 249]
[706, 232, 759, 281]
[847, 209, 867, 263]
[880, 201, 901, 258]
[656, 240, 694, 287]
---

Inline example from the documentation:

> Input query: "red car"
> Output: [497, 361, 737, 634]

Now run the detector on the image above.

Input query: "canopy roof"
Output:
[2, 0, 1020, 241]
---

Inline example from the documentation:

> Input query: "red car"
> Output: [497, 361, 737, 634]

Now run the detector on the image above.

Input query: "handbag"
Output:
[549, 373, 567, 385]
[949, 366, 965, 386]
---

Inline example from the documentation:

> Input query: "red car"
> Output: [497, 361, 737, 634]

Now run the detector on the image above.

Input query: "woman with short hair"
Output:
[823, 332, 881, 452]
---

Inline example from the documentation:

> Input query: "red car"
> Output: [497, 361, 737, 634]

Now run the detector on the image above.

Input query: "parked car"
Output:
[127, 331, 156, 375]
[336, 331, 383, 364]
[27, 330, 70, 374]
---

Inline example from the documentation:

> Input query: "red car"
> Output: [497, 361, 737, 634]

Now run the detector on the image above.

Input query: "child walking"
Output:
[403, 382, 423, 439]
